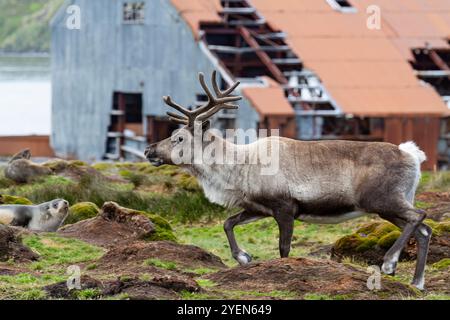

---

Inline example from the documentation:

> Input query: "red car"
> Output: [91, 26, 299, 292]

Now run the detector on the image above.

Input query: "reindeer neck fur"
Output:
[181, 132, 250, 208]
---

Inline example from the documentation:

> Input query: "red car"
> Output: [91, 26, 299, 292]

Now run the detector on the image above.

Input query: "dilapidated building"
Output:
[51, 0, 450, 169]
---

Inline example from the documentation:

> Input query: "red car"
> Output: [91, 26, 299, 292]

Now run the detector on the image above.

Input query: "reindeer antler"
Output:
[163, 71, 242, 127]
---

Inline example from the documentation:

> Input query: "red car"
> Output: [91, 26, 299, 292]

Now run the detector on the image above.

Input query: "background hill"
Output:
[0, 0, 63, 53]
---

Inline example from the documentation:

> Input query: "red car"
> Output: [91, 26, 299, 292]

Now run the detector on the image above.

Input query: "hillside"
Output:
[0, 0, 63, 53]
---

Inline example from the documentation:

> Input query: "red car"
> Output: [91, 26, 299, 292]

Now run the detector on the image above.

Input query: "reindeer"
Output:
[145, 71, 431, 290]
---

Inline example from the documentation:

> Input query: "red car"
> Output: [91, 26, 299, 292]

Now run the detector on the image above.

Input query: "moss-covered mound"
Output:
[432, 258, 450, 270]
[59, 202, 176, 247]
[65, 202, 100, 225]
[332, 219, 450, 265]
[141, 211, 176, 242]
[0, 194, 33, 205]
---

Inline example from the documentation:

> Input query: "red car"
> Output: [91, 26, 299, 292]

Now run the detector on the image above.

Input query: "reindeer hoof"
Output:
[381, 261, 397, 275]
[236, 251, 252, 265]
[411, 279, 425, 291]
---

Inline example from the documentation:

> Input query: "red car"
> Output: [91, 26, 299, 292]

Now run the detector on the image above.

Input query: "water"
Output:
[0, 54, 51, 136]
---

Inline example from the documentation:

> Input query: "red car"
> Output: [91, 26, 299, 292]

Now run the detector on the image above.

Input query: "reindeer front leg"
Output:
[223, 210, 268, 265]
[274, 213, 295, 258]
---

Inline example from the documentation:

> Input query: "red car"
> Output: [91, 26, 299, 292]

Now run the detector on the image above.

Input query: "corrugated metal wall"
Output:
[51, 0, 258, 161]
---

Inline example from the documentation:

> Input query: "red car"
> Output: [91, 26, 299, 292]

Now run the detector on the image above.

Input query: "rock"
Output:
[58, 202, 156, 247]
[206, 257, 417, 299]
[0, 225, 39, 262]
[64, 202, 100, 225]
[331, 220, 450, 265]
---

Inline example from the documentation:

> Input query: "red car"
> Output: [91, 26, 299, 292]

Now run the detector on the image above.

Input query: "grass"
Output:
[0, 162, 448, 300]
[196, 279, 217, 288]
[0, 162, 231, 224]
[177, 218, 368, 266]
[143, 258, 177, 270]
[180, 290, 214, 300]
[303, 293, 353, 300]
[224, 290, 297, 299]
[0, 233, 104, 299]
[185, 267, 218, 275]
[418, 171, 450, 193]
[74, 288, 102, 300]
[23, 233, 104, 270]
[0, 273, 62, 300]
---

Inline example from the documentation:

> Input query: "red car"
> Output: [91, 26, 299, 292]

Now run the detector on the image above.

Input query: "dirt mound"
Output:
[45, 274, 200, 300]
[0, 225, 39, 262]
[103, 275, 200, 300]
[427, 273, 450, 294]
[43, 160, 103, 181]
[331, 220, 450, 265]
[44, 275, 103, 299]
[206, 257, 417, 299]
[58, 202, 155, 247]
[416, 192, 450, 221]
[97, 240, 226, 274]
[0, 268, 20, 276]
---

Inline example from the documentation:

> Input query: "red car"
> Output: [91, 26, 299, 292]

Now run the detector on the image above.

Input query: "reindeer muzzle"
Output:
[144, 144, 163, 167]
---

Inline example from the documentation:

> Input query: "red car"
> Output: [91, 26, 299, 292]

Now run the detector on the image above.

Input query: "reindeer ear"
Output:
[202, 120, 211, 131]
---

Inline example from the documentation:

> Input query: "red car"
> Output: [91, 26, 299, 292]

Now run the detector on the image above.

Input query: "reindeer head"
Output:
[144, 71, 241, 166]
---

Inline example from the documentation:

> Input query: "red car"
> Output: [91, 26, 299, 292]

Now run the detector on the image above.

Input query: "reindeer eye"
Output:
[178, 136, 184, 143]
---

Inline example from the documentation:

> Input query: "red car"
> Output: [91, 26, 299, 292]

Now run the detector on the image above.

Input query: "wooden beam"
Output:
[238, 26, 288, 84]
[428, 50, 450, 79]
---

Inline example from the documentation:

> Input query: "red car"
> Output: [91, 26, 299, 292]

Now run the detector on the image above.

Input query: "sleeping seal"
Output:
[0, 199, 69, 232]
[4, 149, 52, 183]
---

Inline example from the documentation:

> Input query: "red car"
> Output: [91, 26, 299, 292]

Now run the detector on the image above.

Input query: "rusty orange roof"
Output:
[170, 0, 222, 37]
[172, 0, 450, 116]
[242, 77, 295, 117]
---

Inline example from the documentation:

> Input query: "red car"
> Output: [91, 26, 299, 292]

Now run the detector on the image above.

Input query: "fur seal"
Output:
[0, 199, 69, 232]
[4, 149, 52, 183]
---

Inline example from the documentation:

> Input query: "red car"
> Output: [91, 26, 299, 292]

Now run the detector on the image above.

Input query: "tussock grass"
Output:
[0, 161, 230, 223]
[418, 171, 450, 193]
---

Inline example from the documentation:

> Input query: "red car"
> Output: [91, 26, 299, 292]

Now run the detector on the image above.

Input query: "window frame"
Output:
[122, 1, 145, 25]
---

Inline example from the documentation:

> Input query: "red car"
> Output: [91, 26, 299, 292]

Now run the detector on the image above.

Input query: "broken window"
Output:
[326, 0, 356, 13]
[123, 2, 145, 23]
[410, 48, 450, 98]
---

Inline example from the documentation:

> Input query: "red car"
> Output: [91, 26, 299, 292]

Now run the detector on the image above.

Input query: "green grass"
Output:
[0, 273, 63, 300]
[185, 267, 218, 275]
[0, 233, 104, 299]
[418, 171, 450, 193]
[177, 217, 369, 266]
[143, 258, 177, 270]
[196, 279, 217, 288]
[180, 290, 215, 300]
[0, 163, 231, 224]
[432, 258, 450, 270]
[23, 233, 104, 270]
[73, 288, 102, 300]
[224, 290, 297, 299]
[303, 293, 353, 300]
